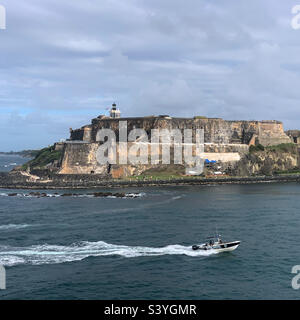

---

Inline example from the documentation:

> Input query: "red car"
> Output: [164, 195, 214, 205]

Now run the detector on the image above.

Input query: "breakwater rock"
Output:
[2, 191, 143, 198]
[1, 171, 300, 189]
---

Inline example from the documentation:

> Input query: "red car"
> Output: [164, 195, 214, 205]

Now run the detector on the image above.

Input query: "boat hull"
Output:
[214, 241, 240, 252]
[192, 241, 240, 252]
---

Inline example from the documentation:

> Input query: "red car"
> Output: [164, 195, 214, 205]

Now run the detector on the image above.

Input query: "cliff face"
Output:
[258, 122, 291, 146]
[233, 146, 299, 176]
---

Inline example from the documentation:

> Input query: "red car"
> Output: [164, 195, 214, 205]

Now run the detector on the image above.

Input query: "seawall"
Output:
[1, 172, 300, 189]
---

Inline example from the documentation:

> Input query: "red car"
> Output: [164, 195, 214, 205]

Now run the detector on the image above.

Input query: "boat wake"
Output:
[0, 241, 218, 266]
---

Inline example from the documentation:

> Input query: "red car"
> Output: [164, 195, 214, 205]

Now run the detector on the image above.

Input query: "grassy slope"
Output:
[21, 146, 62, 170]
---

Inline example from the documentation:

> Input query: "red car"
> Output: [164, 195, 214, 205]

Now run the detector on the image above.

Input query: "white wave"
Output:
[143, 195, 183, 207]
[0, 224, 32, 230]
[2, 163, 17, 167]
[97, 194, 184, 214]
[125, 193, 146, 198]
[0, 241, 217, 266]
[171, 196, 182, 200]
[0, 193, 23, 197]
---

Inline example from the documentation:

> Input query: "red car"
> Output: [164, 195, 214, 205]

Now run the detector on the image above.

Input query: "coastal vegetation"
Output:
[249, 143, 297, 154]
[274, 169, 300, 175]
[193, 116, 208, 119]
[265, 143, 297, 154]
[249, 144, 265, 153]
[234, 143, 299, 176]
[21, 145, 62, 170]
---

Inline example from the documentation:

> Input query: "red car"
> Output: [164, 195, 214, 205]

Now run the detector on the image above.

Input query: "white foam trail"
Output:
[0, 241, 218, 266]
[0, 224, 32, 230]
[0, 193, 24, 197]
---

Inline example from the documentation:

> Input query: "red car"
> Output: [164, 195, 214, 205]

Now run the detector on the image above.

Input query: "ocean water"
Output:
[0, 156, 300, 299]
[0, 154, 28, 172]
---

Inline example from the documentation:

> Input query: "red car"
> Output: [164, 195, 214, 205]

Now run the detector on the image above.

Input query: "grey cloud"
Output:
[0, 0, 299, 150]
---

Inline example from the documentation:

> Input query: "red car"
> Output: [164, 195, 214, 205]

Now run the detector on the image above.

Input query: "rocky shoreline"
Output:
[1, 171, 300, 189]
[3, 191, 142, 198]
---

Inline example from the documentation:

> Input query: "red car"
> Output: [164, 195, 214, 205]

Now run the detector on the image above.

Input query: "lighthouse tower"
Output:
[110, 103, 121, 118]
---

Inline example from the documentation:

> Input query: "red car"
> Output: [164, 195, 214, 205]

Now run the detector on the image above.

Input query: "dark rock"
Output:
[114, 193, 126, 198]
[93, 192, 106, 197]
[29, 192, 41, 197]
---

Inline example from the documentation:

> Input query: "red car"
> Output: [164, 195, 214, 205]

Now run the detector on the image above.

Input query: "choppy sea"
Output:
[0, 155, 300, 299]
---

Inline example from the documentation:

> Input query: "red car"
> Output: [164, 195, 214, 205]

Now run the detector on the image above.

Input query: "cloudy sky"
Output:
[0, 0, 300, 150]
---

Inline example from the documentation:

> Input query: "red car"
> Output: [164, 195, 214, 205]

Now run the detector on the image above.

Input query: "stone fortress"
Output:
[53, 104, 293, 178]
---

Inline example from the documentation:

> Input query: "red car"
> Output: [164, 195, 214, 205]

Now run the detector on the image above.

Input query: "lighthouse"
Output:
[110, 103, 121, 118]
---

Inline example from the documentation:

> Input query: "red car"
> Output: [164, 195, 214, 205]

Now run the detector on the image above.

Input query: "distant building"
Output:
[110, 103, 121, 118]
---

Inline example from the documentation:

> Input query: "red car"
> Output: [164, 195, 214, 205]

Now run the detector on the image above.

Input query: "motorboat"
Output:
[192, 235, 240, 252]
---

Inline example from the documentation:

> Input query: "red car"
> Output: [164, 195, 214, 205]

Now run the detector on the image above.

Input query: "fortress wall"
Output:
[83, 126, 92, 142]
[70, 128, 84, 141]
[59, 143, 107, 175]
[204, 153, 241, 162]
[59, 140, 246, 175]
[62, 117, 292, 176]
[229, 121, 259, 144]
[73, 117, 291, 147]
[204, 143, 248, 153]
[89, 118, 249, 144]
[258, 122, 292, 146]
[286, 130, 300, 144]
[120, 142, 247, 163]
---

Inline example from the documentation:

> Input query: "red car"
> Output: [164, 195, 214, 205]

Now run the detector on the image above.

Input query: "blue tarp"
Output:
[205, 159, 217, 164]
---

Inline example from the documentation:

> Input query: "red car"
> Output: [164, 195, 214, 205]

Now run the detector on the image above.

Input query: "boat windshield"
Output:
[206, 235, 222, 242]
